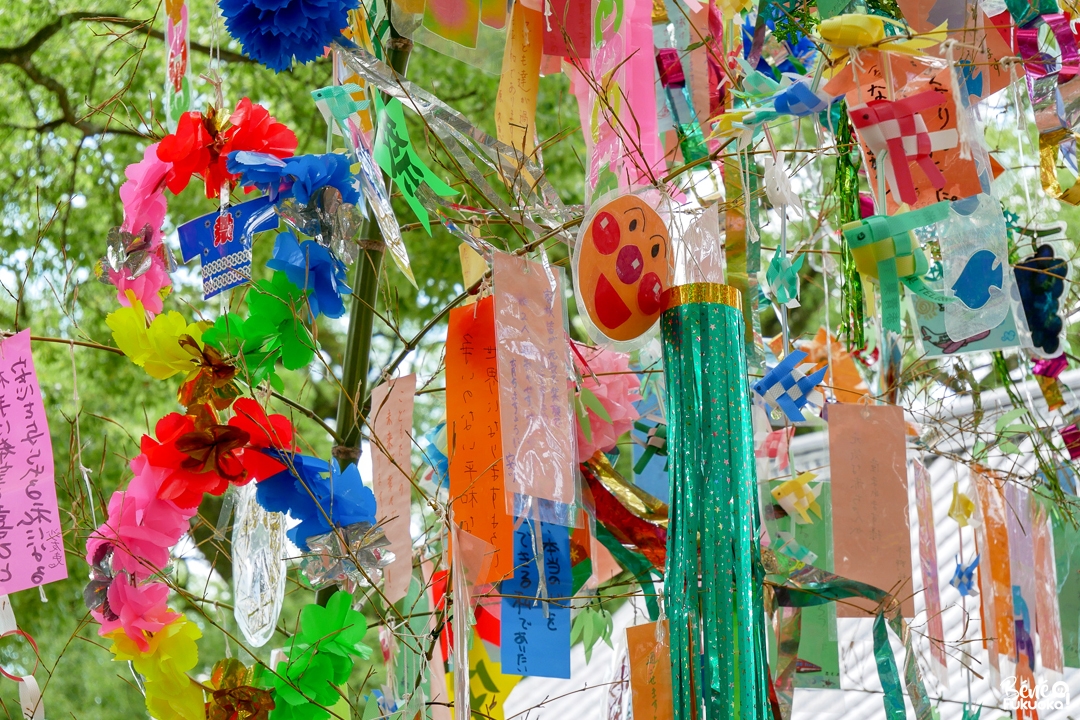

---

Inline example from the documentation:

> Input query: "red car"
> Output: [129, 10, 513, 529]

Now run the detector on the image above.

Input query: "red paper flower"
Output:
[228, 398, 295, 482]
[143, 413, 236, 507]
[156, 99, 297, 199]
[156, 110, 219, 196]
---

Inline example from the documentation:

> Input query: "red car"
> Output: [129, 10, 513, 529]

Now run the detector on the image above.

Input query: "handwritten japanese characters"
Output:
[492, 252, 577, 513]
[447, 297, 513, 582]
[0, 331, 66, 594]
[501, 520, 571, 678]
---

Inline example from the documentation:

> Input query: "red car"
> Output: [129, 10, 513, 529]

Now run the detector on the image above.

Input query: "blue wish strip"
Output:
[177, 195, 279, 299]
[500, 519, 571, 678]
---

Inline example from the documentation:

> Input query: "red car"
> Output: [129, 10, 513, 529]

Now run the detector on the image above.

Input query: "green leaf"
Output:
[579, 386, 612, 423]
[575, 395, 593, 443]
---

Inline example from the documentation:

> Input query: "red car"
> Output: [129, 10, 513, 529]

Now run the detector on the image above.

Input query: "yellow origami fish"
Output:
[818, 14, 947, 71]
[772, 471, 823, 525]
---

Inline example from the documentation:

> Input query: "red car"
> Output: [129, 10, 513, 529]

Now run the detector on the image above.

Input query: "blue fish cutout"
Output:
[951, 250, 1003, 309]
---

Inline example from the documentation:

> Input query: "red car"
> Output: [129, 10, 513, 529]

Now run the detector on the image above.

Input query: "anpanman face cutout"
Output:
[575, 195, 671, 343]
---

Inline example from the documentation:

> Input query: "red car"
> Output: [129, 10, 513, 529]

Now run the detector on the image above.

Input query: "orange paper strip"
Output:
[626, 621, 674, 720]
[446, 296, 514, 582]
[828, 404, 915, 617]
[972, 467, 1016, 664]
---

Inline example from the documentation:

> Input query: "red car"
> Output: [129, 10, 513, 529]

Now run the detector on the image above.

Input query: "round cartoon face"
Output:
[575, 195, 671, 343]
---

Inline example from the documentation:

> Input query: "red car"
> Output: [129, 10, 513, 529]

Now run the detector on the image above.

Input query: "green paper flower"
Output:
[246, 272, 318, 372]
[296, 591, 372, 664]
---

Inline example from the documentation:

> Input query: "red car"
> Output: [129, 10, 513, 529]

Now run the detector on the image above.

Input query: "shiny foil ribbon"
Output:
[763, 549, 936, 720]
[660, 283, 769, 720]
[1018, 14, 1080, 204]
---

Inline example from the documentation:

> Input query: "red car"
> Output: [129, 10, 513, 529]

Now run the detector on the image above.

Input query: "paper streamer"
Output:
[500, 519, 571, 678]
[0, 331, 66, 594]
[164, 0, 191, 129]
[626, 621, 674, 720]
[492, 252, 577, 516]
[971, 467, 1015, 677]
[912, 459, 948, 683]
[1005, 483, 1038, 671]
[1033, 506, 1064, 674]
[494, 3, 542, 158]
[446, 297, 514, 582]
[370, 373, 417, 604]
[660, 283, 768, 720]
[828, 404, 914, 617]
[1051, 509, 1080, 667]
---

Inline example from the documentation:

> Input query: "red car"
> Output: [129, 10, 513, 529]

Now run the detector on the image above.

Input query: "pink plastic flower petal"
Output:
[572, 343, 642, 463]
[97, 576, 178, 651]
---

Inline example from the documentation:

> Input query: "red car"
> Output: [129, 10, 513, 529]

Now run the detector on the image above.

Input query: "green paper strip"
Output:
[594, 524, 660, 621]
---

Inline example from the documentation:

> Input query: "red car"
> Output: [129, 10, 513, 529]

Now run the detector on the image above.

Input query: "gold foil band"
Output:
[661, 283, 742, 311]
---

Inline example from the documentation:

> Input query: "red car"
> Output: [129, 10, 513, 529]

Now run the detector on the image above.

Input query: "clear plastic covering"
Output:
[231, 483, 287, 647]
[492, 251, 579, 525]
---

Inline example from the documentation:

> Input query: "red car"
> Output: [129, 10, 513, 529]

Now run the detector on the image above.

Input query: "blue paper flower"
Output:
[256, 452, 378, 550]
[228, 152, 360, 208]
[285, 153, 360, 206]
[219, 0, 359, 73]
[226, 150, 289, 200]
[267, 231, 352, 319]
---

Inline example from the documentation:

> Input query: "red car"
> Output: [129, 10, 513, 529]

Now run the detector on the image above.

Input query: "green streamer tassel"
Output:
[661, 284, 768, 720]
[834, 105, 865, 349]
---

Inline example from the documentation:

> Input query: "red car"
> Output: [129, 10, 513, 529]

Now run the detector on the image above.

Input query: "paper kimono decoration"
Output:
[574, 194, 672, 345]
[177, 196, 279, 299]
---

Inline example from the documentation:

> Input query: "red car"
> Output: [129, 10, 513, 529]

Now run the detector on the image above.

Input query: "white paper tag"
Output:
[19, 675, 42, 720]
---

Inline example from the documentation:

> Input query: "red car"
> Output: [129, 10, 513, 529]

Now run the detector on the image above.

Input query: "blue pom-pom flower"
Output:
[219, 0, 359, 73]
[267, 231, 352, 319]
[255, 452, 378, 550]
[227, 151, 360, 206]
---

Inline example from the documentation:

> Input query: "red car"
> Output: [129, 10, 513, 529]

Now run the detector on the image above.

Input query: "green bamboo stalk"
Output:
[332, 31, 413, 463]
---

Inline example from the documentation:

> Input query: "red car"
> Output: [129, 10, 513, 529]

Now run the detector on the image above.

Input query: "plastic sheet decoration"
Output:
[301, 522, 394, 592]
[660, 283, 769, 720]
[231, 482, 287, 647]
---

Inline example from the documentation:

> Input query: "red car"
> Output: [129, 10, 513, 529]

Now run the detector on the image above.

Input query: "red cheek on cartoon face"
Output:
[576, 196, 671, 343]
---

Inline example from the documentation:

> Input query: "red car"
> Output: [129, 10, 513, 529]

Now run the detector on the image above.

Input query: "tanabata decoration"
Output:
[572, 343, 642, 462]
[752, 350, 828, 423]
[1014, 243, 1068, 357]
[660, 283, 769, 720]
[574, 194, 673, 347]
[842, 202, 953, 334]
[950, 555, 980, 596]
[157, 99, 297, 199]
[219, 0, 359, 72]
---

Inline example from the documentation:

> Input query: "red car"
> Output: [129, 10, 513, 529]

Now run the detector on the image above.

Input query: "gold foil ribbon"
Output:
[587, 453, 669, 527]
[661, 283, 742, 311]
[1038, 128, 1080, 205]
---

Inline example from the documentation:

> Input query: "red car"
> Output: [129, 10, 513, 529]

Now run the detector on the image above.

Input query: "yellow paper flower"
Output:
[107, 293, 208, 380]
[108, 615, 206, 719]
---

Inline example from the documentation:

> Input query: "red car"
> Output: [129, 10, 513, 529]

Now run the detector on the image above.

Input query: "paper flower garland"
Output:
[572, 344, 642, 463]
[156, 98, 297, 199]
[219, 0, 359, 73]
[256, 455, 378, 549]
[107, 615, 206, 720]
[267, 232, 352, 319]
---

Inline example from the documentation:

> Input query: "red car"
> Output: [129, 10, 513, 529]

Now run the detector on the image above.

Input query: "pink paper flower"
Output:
[572, 343, 642, 463]
[87, 455, 197, 580]
[120, 144, 171, 240]
[112, 143, 174, 315]
[96, 576, 178, 651]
